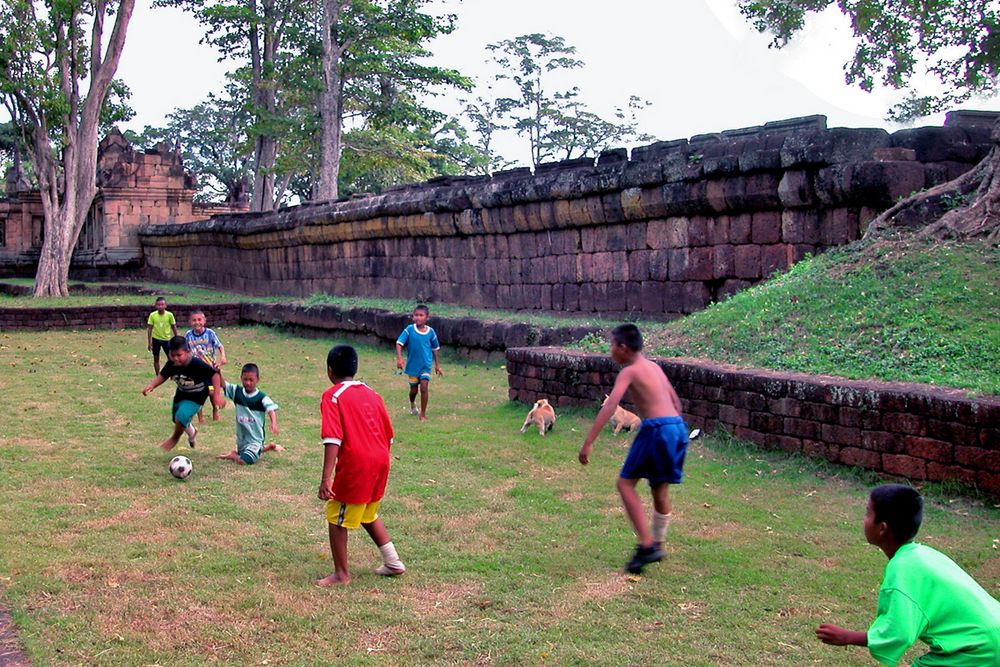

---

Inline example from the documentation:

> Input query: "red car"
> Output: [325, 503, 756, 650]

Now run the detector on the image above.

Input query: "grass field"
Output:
[1, 327, 998, 665]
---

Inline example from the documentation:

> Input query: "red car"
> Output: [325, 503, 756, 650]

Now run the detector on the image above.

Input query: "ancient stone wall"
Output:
[506, 347, 1000, 494]
[141, 113, 992, 318]
[0, 303, 241, 332]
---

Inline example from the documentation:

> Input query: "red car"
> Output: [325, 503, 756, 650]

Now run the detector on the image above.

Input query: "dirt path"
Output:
[0, 603, 29, 667]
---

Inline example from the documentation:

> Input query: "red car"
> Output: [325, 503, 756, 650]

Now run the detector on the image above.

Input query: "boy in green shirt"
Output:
[816, 484, 1000, 666]
[146, 297, 177, 375]
[216, 363, 284, 465]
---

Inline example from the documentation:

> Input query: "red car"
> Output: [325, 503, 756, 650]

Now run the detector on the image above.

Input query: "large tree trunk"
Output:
[316, 0, 345, 202]
[865, 121, 1000, 245]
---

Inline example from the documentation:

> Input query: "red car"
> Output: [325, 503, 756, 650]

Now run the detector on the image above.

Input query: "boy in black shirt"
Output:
[142, 336, 225, 450]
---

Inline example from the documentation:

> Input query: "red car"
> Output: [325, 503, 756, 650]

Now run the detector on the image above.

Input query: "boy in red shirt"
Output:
[316, 345, 406, 586]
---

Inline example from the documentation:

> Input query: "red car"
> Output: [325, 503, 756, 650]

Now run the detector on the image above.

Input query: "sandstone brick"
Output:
[839, 447, 881, 469]
[803, 439, 840, 462]
[784, 417, 819, 439]
[729, 213, 752, 244]
[706, 216, 730, 245]
[883, 454, 927, 480]
[926, 463, 977, 486]
[977, 470, 1000, 494]
[761, 244, 792, 278]
[902, 436, 953, 463]
[734, 245, 761, 279]
[955, 446, 1000, 472]
[751, 211, 782, 244]
[688, 216, 709, 246]
[882, 412, 925, 436]
[713, 244, 735, 278]
[821, 424, 862, 446]
[686, 247, 714, 280]
[734, 391, 767, 411]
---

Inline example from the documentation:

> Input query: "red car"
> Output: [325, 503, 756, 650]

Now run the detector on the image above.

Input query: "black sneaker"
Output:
[625, 544, 664, 574]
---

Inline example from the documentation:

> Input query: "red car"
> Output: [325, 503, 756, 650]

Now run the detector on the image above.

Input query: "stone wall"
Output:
[141, 113, 993, 319]
[505, 347, 1000, 494]
[0, 303, 242, 332]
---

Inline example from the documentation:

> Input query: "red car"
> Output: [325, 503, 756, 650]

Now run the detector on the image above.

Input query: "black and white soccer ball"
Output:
[169, 455, 193, 479]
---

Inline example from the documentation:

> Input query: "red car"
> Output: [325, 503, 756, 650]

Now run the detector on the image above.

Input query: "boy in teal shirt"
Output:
[216, 363, 283, 465]
[816, 484, 1000, 665]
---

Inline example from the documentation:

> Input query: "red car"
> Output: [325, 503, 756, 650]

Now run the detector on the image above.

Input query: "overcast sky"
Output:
[112, 0, 998, 166]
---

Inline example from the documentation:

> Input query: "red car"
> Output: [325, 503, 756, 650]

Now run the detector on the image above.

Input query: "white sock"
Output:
[184, 424, 197, 440]
[375, 541, 406, 575]
[652, 511, 671, 544]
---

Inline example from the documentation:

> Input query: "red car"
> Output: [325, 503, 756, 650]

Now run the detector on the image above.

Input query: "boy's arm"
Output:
[171, 323, 178, 337]
[146, 324, 153, 350]
[395, 343, 405, 369]
[433, 348, 443, 376]
[217, 344, 227, 366]
[318, 444, 339, 499]
[580, 369, 632, 465]
[142, 373, 167, 395]
[815, 624, 867, 647]
[210, 371, 226, 409]
[267, 408, 279, 434]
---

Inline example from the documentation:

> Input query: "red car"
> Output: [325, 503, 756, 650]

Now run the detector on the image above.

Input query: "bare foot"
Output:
[419, 414, 427, 422]
[159, 437, 179, 451]
[409, 406, 418, 416]
[197, 413, 205, 424]
[216, 450, 238, 460]
[212, 409, 220, 421]
[314, 573, 351, 587]
[271, 444, 285, 452]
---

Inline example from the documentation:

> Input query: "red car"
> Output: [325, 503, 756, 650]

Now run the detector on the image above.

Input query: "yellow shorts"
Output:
[326, 499, 380, 530]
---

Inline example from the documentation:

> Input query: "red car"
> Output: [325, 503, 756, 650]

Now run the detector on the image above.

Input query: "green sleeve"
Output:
[867, 588, 928, 667]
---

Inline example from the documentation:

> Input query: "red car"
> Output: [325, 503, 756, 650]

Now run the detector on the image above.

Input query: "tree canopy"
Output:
[739, 1, 1000, 120]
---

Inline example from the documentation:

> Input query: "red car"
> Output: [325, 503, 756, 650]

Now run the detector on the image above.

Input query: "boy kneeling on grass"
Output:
[817, 484, 1000, 666]
[216, 363, 284, 465]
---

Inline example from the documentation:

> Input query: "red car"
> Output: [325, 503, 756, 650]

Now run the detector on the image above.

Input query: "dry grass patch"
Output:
[401, 581, 485, 620]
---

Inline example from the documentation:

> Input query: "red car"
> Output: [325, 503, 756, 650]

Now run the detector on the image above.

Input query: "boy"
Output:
[146, 297, 177, 375]
[579, 324, 689, 575]
[185, 309, 227, 422]
[141, 336, 225, 451]
[395, 304, 443, 421]
[216, 363, 284, 465]
[816, 484, 1000, 666]
[316, 345, 406, 586]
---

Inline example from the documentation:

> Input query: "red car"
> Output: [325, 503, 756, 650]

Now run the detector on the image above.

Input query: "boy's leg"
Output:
[216, 450, 246, 464]
[408, 382, 419, 414]
[263, 443, 285, 453]
[160, 421, 184, 450]
[418, 378, 429, 421]
[316, 524, 351, 586]
[197, 406, 205, 423]
[361, 518, 406, 576]
[212, 369, 223, 420]
[617, 477, 654, 547]
[651, 483, 672, 547]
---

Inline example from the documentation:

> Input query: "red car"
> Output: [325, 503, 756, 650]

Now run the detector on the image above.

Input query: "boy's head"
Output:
[167, 336, 191, 365]
[327, 345, 358, 382]
[412, 304, 429, 327]
[155, 297, 167, 312]
[189, 310, 207, 333]
[610, 324, 643, 364]
[241, 363, 260, 393]
[865, 484, 923, 546]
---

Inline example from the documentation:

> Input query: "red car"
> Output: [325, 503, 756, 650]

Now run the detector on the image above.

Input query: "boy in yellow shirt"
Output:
[146, 297, 177, 375]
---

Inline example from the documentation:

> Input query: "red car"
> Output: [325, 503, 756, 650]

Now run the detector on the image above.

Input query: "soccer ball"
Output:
[169, 455, 193, 479]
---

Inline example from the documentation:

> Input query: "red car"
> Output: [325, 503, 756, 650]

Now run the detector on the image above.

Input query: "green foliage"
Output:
[643, 239, 1000, 395]
[739, 0, 1000, 120]
[485, 33, 654, 166]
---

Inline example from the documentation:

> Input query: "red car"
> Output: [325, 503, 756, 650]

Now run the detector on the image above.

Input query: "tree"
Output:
[0, 0, 136, 296]
[314, 0, 469, 201]
[740, 1, 1000, 243]
[460, 91, 516, 175]
[126, 85, 253, 203]
[486, 33, 653, 167]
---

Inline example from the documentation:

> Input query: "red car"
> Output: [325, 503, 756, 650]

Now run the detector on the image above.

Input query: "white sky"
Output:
[112, 0, 998, 167]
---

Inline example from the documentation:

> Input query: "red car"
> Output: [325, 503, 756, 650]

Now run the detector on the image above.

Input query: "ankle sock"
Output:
[652, 511, 671, 544]
[376, 541, 405, 574]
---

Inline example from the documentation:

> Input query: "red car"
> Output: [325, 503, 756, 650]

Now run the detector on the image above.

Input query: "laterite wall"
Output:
[0, 304, 242, 332]
[506, 347, 1000, 494]
[139, 114, 993, 320]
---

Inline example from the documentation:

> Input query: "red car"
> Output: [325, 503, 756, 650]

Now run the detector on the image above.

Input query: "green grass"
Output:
[578, 238, 1000, 395]
[0, 280, 275, 308]
[1, 327, 997, 665]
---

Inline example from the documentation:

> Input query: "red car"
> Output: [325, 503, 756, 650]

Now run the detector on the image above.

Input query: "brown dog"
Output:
[603, 394, 641, 434]
[520, 398, 556, 436]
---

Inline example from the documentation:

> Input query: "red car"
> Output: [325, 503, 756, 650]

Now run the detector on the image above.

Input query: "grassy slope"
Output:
[1, 329, 998, 665]
[585, 239, 999, 395]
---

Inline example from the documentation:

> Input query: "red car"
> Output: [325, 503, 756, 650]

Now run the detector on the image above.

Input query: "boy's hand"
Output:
[578, 442, 593, 465]
[270, 423, 280, 435]
[147, 343, 152, 351]
[396, 359, 404, 370]
[815, 624, 864, 646]
[318, 479, 335, 500]
[435, 365, 444, 377]
[142, 386, 153, 396]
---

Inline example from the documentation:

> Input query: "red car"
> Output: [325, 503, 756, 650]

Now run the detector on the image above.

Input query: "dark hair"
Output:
[241, 363, 259, 376]
[414, 304, 429, 315]
[155, 296, 166, 304]
[168, 336, 189, 352]
[870, 484, 923, 543]
[611, 324, 643, 352]
[190, 309, 205, 317]
[327, 345, 358, 378]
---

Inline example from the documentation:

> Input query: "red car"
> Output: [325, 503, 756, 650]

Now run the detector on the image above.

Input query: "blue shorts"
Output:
[407, 370, 432, 386]
[620, 416, 689, 485]
[172, 399, 203, 427]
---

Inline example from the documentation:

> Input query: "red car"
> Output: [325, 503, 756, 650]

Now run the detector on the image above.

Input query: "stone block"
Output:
[641, 281, 664, 313]
[780, 127, 890, 168]
[890, 126, 978, 162]
[733, 245, 761, 279]
[628, 250, 651, 281]
[686, 247, 714, 280]
[821, 423, 862, 446]
[955, 446, 1000, 472]
[819, 208, 859, 246]
[688, 216, 709, 246]
[751, 211, 782, 244]
[705, 179, 728, 213]
[839, 447, 882, 469]
[882, 412, 925, 436]
[729, 213, 752, 244]
[761, 244, 792, 277]
[781, 210, 822, 244]
[883, 454, 928, 480]
[925, 463, 977, 486]
[681, 282, 711, 313]
[778, 170, 817, 208]
[668, 248, 689, 281]
[648, 249, 671, 281]
[706, 216, 730, 245]
[719, 404, 750, 427]
[713, 244, 735, 279]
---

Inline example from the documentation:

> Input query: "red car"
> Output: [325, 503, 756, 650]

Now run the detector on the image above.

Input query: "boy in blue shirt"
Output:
[395, 304, 443, 422]
[216, 363, 284, 465]
[185, 309, 227, 422]
[816, 484, 1000, 666]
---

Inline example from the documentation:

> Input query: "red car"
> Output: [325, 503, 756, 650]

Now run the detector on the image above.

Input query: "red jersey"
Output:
[320, 381, 395, 504]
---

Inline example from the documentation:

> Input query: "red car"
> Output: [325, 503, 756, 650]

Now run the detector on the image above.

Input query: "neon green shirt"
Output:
[867, 542, 1000, 666]
[147, 310, 176, 341]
